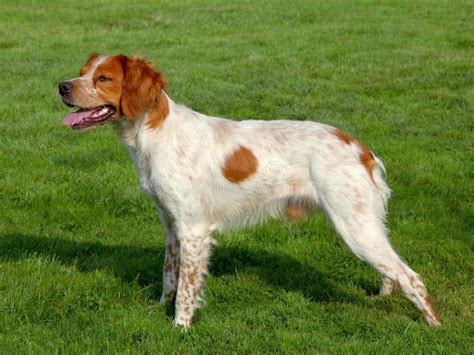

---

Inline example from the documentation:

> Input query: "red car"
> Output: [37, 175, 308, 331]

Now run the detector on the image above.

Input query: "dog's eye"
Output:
[98, 75, 111, 82]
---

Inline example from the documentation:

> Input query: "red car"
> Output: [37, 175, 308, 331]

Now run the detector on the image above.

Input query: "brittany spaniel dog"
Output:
[59, 53, 440, 328]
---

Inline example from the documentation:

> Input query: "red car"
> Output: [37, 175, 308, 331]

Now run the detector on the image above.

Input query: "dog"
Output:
[59, 53, 440, 328]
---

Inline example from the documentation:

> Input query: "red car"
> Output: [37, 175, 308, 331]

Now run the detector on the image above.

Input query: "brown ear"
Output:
[87, 52, 100, 63]
[120, 56, 166, 118]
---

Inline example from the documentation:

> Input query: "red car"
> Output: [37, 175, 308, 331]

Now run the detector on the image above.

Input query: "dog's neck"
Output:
[113, 92, 171, 150]
[113, 116, 142, 151]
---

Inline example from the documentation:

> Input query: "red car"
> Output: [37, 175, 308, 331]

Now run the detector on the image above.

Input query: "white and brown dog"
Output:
[59, 53, 440, 328]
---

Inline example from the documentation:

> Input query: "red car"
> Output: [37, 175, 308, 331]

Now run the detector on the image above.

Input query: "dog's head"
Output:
[59, 53, 166, 131]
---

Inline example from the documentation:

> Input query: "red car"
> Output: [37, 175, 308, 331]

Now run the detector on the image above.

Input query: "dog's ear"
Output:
[87, 52, 100, 63]
[119, 56, 166, 118]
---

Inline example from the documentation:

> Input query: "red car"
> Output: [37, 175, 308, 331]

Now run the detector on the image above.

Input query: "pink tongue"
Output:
[63, 108, 98, 126]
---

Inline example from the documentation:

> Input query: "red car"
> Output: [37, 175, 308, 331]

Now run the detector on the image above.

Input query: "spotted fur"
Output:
[60, 53, 441, 329]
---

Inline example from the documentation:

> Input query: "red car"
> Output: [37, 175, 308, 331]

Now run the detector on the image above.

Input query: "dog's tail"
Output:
[371, 155, 391, 215]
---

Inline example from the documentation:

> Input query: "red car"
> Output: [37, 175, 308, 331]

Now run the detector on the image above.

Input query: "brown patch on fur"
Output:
[285, 201, 306, 221]
[147, 92, 169, 129]
[334, 129, 376, 181]
[187, 271, 197, 284]
[359, 148, 376, 180]
[222, 145, 258, 183]
[119, 56, 166, 119]
[424, 295, 440, 322]
[95, 56, 126, 118]
[334, 129, 354, 145]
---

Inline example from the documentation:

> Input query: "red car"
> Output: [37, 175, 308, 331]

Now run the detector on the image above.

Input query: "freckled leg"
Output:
[318, 181, 441, 326]
[173, 228, 213, 329]
[159, 222, 180, 306]
[380, 275, 395, 296]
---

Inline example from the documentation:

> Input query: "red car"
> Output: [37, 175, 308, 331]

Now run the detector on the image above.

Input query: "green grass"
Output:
[1, 0, 473, 352]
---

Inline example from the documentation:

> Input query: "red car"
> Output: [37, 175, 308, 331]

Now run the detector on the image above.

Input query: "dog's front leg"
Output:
[173, 224, 213, 329]
[159, 220, 180, 305]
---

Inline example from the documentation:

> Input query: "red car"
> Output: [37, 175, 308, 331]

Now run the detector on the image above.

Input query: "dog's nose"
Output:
[59, 81, 73, 95]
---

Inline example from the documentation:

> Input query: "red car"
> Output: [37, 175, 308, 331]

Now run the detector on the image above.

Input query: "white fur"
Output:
[111, 94, 440, 328]
[61, 55, 439, 327]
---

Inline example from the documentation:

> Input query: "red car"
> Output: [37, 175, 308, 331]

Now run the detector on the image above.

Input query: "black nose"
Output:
[59, 81, 73, 95]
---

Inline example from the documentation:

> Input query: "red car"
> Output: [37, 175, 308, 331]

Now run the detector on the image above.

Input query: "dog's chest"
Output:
[129, 141, 188, 208]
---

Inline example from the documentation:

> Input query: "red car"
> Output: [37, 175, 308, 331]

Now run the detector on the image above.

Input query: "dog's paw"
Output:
[173, 318, 192, 332]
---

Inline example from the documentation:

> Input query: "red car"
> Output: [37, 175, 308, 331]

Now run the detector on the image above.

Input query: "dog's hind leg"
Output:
[379, 275, 395, 296]
[313, 166, 441, 326]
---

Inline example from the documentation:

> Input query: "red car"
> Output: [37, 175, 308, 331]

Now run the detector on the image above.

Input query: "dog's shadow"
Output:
[0, 233, 374, 307]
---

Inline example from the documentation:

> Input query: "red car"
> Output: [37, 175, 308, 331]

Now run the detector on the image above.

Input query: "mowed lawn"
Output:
[1, 0, 473, 352]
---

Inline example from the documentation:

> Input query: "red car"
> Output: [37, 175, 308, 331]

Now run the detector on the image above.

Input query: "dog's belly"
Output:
[209, 193, 319, 231]
[205, 169, 320, 231]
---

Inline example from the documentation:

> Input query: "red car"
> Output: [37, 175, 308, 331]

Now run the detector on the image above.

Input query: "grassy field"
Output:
[1, 0, 473, 352]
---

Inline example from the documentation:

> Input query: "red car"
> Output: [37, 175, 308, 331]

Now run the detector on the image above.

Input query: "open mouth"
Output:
[63, 105, 116, 131]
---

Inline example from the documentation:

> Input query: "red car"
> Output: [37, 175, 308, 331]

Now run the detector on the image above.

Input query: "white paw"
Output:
[173, 318, 191, 331]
